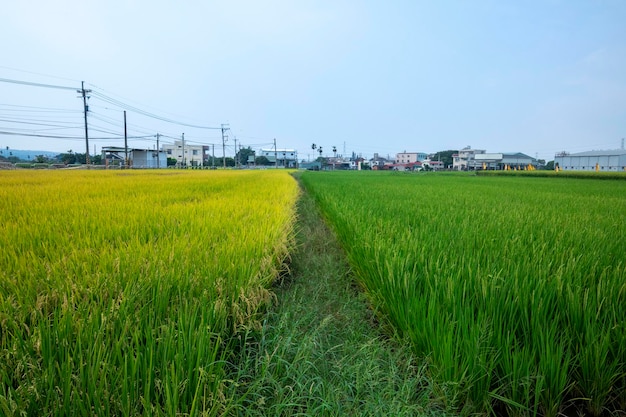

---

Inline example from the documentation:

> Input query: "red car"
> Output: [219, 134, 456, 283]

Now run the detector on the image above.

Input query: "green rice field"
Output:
[301, 171, 626, 417]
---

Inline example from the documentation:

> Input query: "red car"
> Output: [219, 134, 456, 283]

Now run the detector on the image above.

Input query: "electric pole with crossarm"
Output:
[77, 81, 91, 164]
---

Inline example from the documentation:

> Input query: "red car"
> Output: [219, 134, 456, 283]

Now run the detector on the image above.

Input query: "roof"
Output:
[502, 152, 533, 159]
[475, 153, 503, 160]
[562, 149, 626, 157]
[260, 148, 296, 153]
[102, 146, 164, 153]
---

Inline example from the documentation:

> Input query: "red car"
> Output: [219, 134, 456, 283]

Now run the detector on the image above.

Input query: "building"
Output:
[370, 153, 393, 170]
[102, 146, 167, 168]
[474, 152, 536, 170]
[554, 150, 626, 171]
[161, 140, 209, 167]
[452, 147, 486, 170]
[395, 151, 427, 164]
[421, 159, 444, 170]
[259, 148, 298, 168]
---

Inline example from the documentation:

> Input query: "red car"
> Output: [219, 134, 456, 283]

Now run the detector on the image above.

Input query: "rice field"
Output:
[301, 171, 626, 417]
[0, 169, 299, 416]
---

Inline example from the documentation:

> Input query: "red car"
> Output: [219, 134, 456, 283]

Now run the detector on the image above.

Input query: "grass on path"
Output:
[222, 177, 450, 416]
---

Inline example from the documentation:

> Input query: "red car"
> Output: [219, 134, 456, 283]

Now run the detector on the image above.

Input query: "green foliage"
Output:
[214, 157, 235, 167]
[432, 150, 457, 167]
[255, 155, 271, 166]
[301, 171, 626, 416]
[57, 152, 77, 165]
[236, 146, 255, 167]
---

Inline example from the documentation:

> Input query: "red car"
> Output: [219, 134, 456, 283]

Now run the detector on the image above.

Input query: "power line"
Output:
[0, 130, 152, 141]
[89, 90, 222, 130]
[0, 103, 80, 113]
[0, 77, 76, 91]
[0, 118, 81, 129]
[1, 75, 233, 154]
[0, 66, 81, 83]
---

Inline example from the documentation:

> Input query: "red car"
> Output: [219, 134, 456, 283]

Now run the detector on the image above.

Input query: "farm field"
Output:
[0, 170, 299, 416]
[300, 171, 626, 417]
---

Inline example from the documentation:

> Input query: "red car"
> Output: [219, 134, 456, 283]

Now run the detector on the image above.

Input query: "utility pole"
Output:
[274, 138, 278, 169]
[234, 137, 238, 168]
[182, 133, 185, 168]
[156, 133, 161, 169]
[123, 110, 128, 168]
[221, 124, 229, 168]
[78, 81, 92, 164]
[212, 144, 215, 168]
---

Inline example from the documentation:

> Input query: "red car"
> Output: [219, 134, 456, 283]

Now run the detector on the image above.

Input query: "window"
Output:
[192, 150, 198, 156]
[167, 149, 172, 155]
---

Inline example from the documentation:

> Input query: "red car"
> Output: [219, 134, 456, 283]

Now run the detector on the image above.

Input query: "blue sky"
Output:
[1, 0, 625, 162]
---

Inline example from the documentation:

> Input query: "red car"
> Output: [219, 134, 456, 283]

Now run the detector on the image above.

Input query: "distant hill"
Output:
[0, 149, 60, 160]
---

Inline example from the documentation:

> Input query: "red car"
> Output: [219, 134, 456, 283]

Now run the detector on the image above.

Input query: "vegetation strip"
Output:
[222, 173, 443, 416]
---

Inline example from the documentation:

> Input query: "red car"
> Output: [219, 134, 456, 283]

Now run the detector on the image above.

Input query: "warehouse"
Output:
[554, 150, 626, 172]
[259, 148, 298, 168]
[474, 152, 536, 170]
[102, 146, 168, 168]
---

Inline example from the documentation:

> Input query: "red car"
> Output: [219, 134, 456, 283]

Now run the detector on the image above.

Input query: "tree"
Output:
[74, 153, 87, 164]
[237, 147, 255, 167]
[167, 157, 177, 167]
[432, 150, 457, 168]
[58, 152, 76, 165]
[34, 155, 48, 163]
[215, 157, 235, 167]
[91, 154, 103, 165]
[255, 155, 271, 166]
[545, 160, 555, 170]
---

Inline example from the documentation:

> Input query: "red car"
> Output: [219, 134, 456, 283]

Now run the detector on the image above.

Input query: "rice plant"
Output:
[0, 169, 298, 416]
[301, 171, 626, 416]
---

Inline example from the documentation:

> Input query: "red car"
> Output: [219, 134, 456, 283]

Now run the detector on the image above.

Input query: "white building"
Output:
[395, 151, 427, 164]
[162, 140, 208, 167]
[475, 152, 536, 170]
[370, 153, 393, 169]
[554, 150, 626, 171]
[453, 147, 486, 170]
[102, 146, 167, 168]
[259, 148, 298, 168]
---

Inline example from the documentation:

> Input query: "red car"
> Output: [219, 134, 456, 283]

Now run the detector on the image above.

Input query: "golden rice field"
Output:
[0, 170, 299, 416]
